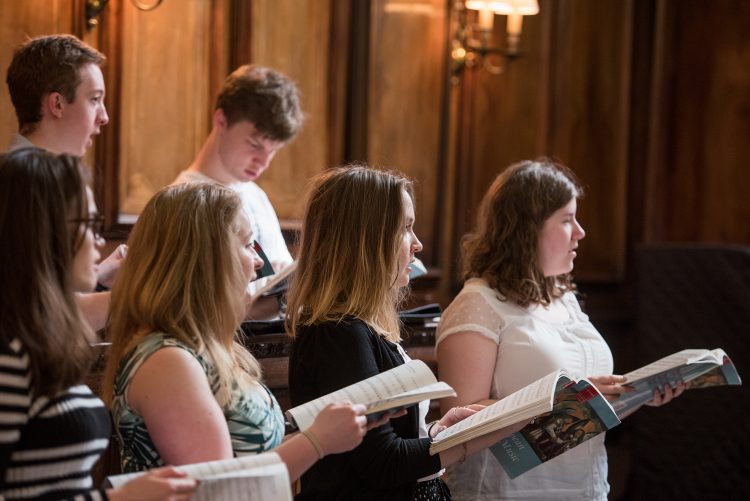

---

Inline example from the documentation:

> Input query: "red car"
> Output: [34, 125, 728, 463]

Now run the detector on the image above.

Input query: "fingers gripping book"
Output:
[611, 348, 742, 417]
[108, 452, 293, 501]
[428, 370, 621, 478]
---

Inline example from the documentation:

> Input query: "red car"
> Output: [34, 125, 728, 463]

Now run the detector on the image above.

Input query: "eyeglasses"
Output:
[69, 214, 105, 241]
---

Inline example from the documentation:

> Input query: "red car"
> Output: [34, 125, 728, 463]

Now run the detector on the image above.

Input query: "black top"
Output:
[0, 338, 111, 501]
[289, 318, 442, 501]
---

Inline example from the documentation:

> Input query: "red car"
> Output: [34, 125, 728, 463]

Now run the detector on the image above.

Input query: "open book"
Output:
[286, 359, 455, 431]
[611, 348, 742, 417]
[429, 370, 620, 478]
[248, 261, 297, 301]
[107, 452, 292, 501]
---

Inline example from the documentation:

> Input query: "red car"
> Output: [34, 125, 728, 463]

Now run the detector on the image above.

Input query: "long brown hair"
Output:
[462, 159, 583, 307]
[0, 147, 94, 397]
[102, 183, 261, 408]
[286, 165, 413, 342]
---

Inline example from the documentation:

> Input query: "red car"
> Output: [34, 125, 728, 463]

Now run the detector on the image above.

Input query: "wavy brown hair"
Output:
[0, 147, 94, 397]
[102, 183, 261, 408]
[462, 159, 583, 307]
[286, 165, 413, 342]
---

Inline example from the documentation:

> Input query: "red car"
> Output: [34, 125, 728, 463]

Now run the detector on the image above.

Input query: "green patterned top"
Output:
[111, 333, 285, 472]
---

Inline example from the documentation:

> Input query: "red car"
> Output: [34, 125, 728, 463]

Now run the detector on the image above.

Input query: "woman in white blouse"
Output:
[436, 159, 684, 501]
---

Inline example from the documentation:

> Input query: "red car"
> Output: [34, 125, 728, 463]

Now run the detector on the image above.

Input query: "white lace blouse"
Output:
[436, 278, 613, 501]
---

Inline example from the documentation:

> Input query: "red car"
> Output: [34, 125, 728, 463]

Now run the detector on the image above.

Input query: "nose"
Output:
[254, 149, 273, 169]
[253, 251, 264, 271]
[412, 233, 423, 254]
[99, 103, 109, 126]
[574, 219, 586, 240]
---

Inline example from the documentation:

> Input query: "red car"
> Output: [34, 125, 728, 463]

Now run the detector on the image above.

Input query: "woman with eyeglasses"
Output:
[0, 147, 197, 500]
[101, 182, 372, 480]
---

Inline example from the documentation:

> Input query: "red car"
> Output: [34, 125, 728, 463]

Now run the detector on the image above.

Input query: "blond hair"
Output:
[286, 165, 412, 342]
[103, 183, 260, 408]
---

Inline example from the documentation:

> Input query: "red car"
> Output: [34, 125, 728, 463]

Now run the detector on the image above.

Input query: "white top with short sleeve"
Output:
[435, 277, 613, 501]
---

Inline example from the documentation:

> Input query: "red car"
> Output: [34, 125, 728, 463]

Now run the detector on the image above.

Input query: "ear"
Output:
[45, 92, 65, 120]
[213, 108, 228, 130]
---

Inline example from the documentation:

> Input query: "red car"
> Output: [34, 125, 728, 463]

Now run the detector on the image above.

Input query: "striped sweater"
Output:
[0, 338, 111, 500]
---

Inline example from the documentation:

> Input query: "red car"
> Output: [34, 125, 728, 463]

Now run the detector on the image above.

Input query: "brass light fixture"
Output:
[86, 0, 165, 29]
[451, 0, 539, 77]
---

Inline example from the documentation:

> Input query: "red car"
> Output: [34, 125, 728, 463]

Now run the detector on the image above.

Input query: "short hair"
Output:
[6, 34, 105, 134]
[462, 159, 584, 307]
[0, 147, 93, 397]
[215, 65, 303, 142]
[103, 183, 261, 409]
[286, 165, 413, 342]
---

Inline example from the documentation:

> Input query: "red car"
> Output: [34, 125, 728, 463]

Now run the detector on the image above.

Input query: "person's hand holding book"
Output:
[588, 374, 634, 402]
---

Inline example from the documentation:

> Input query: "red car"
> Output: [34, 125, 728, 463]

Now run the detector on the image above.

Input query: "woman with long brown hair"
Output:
[0, 147, 196, 501]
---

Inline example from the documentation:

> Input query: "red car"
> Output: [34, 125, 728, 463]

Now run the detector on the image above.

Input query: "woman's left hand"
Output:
[645, 380, 688, 407]
[430, 404, 484, 437]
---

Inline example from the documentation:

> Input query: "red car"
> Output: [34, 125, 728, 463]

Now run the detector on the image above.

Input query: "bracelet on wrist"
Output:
[427, 420, 440, 439]
[301, 429, 325, 459]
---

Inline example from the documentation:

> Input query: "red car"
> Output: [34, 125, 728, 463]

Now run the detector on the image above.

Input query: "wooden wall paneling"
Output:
[208, 0, 232, 121]
[642, 0, 669, 244]
[366, 0, 448, 266]
[624, 0, 657, 251]
[448, 0, 552, 291]
[327, 1, 352, 166]
[117, 0, 212, 219]
[249, 0, 335, 222]
[466, 3, 551, 200]
[547, 0, 633, 281]
[0, 1, 77, 151]
[97, 0, 124, 234]
[646, 0, 750, 244]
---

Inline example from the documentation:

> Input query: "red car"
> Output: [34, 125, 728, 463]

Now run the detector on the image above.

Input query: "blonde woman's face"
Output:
[393, 189, 423, 289]
[235, 210, 264, 284]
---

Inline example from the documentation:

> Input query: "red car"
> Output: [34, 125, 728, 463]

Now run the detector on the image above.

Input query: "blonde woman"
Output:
[102, 183, 368, 481]
[286, 166, 521, 501]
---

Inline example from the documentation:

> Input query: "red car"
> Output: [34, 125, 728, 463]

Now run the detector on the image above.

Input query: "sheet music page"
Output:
[623, 349, 711, 382]
[366, 381, 455, 414]
[286, 360, 437, 431]
[432, 370, 560, 444]
[108, 452, 285, 489]
[195, 462, 292, 501]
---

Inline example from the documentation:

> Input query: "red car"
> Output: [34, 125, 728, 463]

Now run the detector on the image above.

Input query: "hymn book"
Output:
[611, 348, 742, 417]
[428, 370, 620, 478]
[108, 452, 292, 501]
[285, 359, 455, 431]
